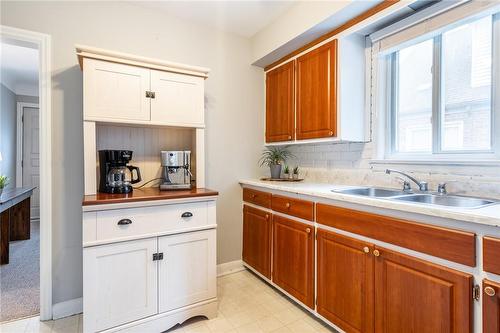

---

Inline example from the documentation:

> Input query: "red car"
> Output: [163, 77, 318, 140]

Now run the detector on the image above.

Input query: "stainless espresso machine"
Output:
[160, 151, 193, 190]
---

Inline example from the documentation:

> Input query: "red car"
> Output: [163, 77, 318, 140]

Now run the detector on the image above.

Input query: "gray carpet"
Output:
[0, 220, 40, 322]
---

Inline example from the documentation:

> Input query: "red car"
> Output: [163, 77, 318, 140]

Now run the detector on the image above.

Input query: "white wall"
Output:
[1, 1, 264, 305]
[0, 83, 17, 188]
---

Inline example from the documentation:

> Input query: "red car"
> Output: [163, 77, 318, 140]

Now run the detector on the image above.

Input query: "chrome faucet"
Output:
[385, 169, 428, 192]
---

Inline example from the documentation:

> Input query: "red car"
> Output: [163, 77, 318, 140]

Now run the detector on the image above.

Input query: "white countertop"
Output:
[239, 179, 500, 228]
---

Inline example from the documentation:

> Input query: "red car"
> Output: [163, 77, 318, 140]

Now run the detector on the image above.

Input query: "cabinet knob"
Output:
[181, 212, 193, 218]
[288, 135, 292, 140]
[485, 286, 496, 297]
[329, 130, 334, 136]
[265, 214, 269, 220]
[251, 194, 256, 199]
[373, 249, 381, 257]
[363, 246, 370, 254]
[306, 227, 311, 234]
[285, 202, 291, 208]
[117, 218, 132, 226]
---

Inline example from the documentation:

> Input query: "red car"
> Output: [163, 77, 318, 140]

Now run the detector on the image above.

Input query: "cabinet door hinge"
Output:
[473, 284, 480, 301]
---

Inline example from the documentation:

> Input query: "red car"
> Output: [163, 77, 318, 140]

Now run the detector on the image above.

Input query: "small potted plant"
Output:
[0, 175, 9, 196]
[259, 147, 294, 179]
[283, 165, 290, 179]
[292, 166, 300, 180]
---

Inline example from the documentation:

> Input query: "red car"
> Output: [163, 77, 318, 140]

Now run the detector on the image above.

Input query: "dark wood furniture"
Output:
[484, 236, 500, 275]
[82, 187, 218, 206]
[483, 279, 500, 333]
[271, 194, 314, 221]
[242, 205, 272, 278]
[316, 203, 476, 267]
[272, 215, 314, 309]
[266, 61, 295, 142]
[0, 187, 34, 265]
[296, 40, 337, 140]
[317, 229, 374, 333]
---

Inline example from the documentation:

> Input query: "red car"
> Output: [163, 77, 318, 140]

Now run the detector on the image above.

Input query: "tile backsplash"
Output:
[279, 142, 500, 200]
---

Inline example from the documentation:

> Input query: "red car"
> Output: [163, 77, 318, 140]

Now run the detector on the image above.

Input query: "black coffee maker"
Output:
[99, 150, 142, 194]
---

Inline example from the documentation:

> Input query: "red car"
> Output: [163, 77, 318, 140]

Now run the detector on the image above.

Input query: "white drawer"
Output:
[94, 202, 209, 243]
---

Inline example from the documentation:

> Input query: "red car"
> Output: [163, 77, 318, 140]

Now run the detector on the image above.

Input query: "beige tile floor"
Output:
[0, 269, 336, 333]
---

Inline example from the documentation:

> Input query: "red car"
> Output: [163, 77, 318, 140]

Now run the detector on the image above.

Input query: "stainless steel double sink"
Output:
[332, 187, 497, 209]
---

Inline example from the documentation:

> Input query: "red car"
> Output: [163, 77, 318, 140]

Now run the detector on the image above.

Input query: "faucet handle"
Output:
[395, 176, 411, 191]
[419, 181, 429, 192]
[437, 183, 447, 195]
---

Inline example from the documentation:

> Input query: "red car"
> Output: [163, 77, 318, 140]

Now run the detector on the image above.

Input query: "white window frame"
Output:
[374, 9, 500, 163]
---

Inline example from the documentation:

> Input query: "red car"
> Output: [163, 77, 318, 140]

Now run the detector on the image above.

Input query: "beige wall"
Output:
[1, 1, 264, 305]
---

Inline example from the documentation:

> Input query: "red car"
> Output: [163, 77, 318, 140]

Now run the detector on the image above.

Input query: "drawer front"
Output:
[483, 236, 500, 275]
[272, 195, 314, 221]
[243, 188, 272, 208]
[96, 202, 209, 242]
[317, 204, 476, 267]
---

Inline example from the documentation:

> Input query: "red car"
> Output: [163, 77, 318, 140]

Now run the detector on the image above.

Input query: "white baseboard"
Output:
[217, 260, 245, 277]
[52, 297, 83, 320]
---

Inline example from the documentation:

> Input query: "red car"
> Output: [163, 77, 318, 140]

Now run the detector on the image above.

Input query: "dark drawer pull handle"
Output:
[117, 218, 132, 225]
[181, 212, 193, 218]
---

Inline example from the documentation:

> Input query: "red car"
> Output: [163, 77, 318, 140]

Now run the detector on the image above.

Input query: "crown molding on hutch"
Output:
[75, 44, 210, 78]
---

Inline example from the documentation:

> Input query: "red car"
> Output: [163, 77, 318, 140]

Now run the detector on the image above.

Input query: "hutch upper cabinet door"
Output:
[296, 40, 337, 140]
[317, 229, 374, 333]
[83, 238, 158, 332]
[242, 205, 272, 278]
[483, 279, 500, 333]
[272, 215, 314, 309]
[266, 61, 295, 142]
[83, 58, 151, 122]
[158, 229, 216, 313]
[374, 247, 472, 333]
[150, 70, 205, 127]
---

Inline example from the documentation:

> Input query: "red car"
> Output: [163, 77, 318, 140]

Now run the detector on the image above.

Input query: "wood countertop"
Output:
[82, 187, 218, 206]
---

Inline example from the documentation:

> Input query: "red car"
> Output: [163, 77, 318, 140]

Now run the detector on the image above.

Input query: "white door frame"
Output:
[16, 102, 40, 188]
[1, 25, 53, 321]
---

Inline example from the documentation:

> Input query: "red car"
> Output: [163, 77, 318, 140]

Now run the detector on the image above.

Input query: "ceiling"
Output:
[0, 42, 39, 96]
[129, 1, 297, 38]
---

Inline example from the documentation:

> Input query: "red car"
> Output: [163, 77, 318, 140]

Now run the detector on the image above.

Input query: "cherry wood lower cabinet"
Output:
[272, 215, 314, 308]
[374, 247, 473, 333]
[483, 279, 500, 333]
[242, 205, 272, 278]
[317, 229, 374, 333]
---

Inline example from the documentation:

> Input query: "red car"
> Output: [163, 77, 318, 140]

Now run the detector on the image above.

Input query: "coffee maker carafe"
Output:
[160, 151, 192, 190]
[99, 150, 142, 194]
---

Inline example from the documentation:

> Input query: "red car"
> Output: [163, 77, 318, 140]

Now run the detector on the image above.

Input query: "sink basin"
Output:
[392, 194, 497, 209]
[333, 187, 412, 198]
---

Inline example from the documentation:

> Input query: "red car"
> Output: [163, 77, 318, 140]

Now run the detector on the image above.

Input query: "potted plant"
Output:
[0, 175, 9, 196]
[292, 166, 300, 180]
[259, 147, 294, 179]
[283, 165, 290, 179]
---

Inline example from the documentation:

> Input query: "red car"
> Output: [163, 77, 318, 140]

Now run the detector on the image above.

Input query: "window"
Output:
[388, 14, 497, 157]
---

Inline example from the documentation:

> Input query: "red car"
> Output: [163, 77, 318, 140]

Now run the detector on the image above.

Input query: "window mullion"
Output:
[432, 35, 443, 154]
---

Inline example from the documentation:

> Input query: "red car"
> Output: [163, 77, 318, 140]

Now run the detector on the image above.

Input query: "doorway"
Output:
[0, 25, 52, 322]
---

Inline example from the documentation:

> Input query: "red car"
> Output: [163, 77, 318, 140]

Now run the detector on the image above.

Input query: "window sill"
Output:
[370, 159, 500, 167]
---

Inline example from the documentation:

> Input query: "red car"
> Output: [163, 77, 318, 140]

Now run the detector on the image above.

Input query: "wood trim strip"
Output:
[483, 236, 500, 275]
[264, 0, 400, 71]
[316, 204, 476, 267]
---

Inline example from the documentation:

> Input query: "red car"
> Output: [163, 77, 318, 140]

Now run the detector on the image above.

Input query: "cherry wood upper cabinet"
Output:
[266, 61, 295, 142]
[483, 279, 500, 333]
[296, 40, 337, 140]
[317, 229, 374, 333]
[272, 215, 314, 308]
[242, 205, 272, 278]
[374, 247, 473, 333]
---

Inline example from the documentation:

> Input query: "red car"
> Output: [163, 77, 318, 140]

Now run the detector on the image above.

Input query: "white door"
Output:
[83, 238, 158, 332]
[150, 70, 204, 126]
[22, 106, 40, 218]
[83, 58, 151, 122]
[158, 229, 216, 313]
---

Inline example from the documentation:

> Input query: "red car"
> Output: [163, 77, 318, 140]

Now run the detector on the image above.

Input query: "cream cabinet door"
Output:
[150, 70, 204, 127]
[83, 58, 151, 122]
[83, 238, 158, 332]
[158, 229, 216, 313]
